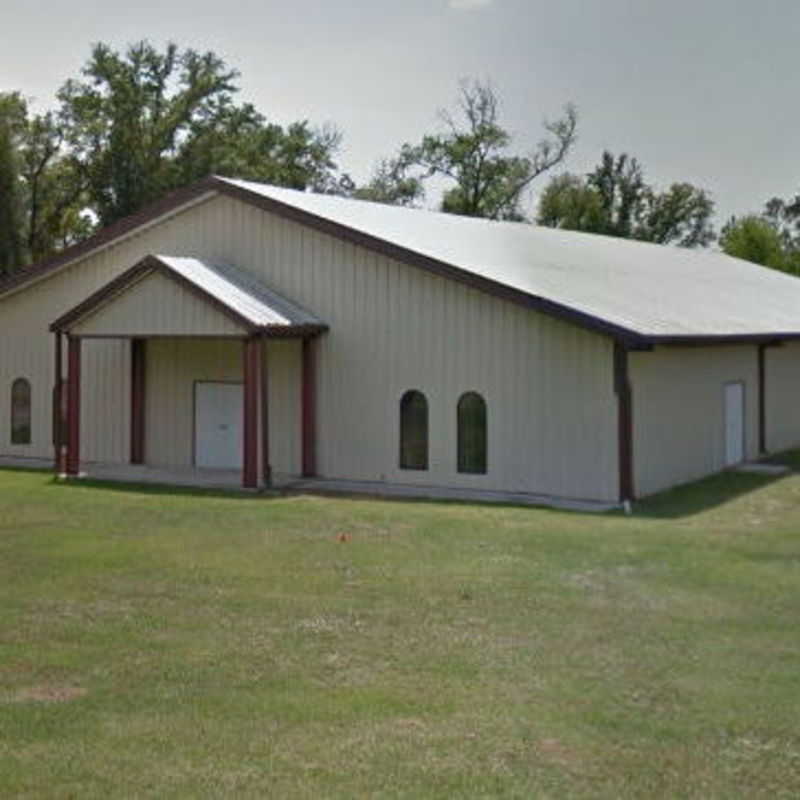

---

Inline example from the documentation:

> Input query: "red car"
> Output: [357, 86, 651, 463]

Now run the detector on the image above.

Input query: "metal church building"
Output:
[2, 175, 800, 507]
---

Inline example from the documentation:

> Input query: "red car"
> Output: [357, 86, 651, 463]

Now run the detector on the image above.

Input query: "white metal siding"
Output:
[0, 195, 221, 463]
[205, 197, 618, 501]
[144, 338, 301, 476]
[630, 345, 759, 497]
[72, 271, 246, 337]
[0, 192, 618, 501]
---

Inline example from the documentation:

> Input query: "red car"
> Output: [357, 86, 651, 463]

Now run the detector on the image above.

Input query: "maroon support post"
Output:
[130, 339, 146, 464]
[53, 332, 63, 473]
[242, 337, 260, 489]
[66, 336, 82, 477]
[302, 337, 317, 478]
[260, 334, 272, 486]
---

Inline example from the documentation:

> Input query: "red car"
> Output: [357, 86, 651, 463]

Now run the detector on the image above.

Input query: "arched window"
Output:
[11, 378, 32, 445]
[399, 390, 428, 470]
[457, 392, 487, 474]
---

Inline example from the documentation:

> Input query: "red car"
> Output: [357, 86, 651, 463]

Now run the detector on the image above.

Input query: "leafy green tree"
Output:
[719, 215, 797, 273]
[19, 110, 89, 261]
[537, 151, 715, 247]
[0, 115, 23, 275]
[58, 42, 241, 225]
[351, 156, 424, 207]
[356, 80, 577, 220]
[58, 41, 344, 227]
[537, 173, 605, 232]
[763, 195, 800, 253]
[0, 92, 90, 267]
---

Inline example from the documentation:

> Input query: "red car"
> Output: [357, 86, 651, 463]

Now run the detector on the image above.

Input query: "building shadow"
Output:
[631, 469, 791, 519]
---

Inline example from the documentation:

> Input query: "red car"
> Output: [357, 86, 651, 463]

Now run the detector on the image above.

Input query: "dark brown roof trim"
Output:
[215, 180, 650, 349]
[644, 333, 799, 346]
[50, 254, 328, 338]
[0, 178, 218, 298]
[12, 173, 800, 347]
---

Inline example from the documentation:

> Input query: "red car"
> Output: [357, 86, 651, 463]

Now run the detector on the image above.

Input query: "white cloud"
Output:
[448, 0, 494, 10]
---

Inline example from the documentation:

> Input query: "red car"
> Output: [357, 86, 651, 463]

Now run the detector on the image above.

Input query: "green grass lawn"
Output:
[1, 468, 800, 798]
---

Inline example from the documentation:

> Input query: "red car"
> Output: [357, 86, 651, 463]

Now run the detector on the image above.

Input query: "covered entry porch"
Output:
[50, 254, 327, 489]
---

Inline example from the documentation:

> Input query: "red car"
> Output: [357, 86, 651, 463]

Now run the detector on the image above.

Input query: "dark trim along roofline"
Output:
[5, 173, 796, 347]
[0, 179, 219, 298]
[49, 254, 327, 338]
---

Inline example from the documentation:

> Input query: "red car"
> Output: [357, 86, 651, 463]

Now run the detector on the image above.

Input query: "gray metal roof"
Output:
[220, 177, 800, 341]
[155, 255, 323, 330]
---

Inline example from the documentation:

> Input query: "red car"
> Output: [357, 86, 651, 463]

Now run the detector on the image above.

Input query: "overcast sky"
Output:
[2, 0, 797, 229]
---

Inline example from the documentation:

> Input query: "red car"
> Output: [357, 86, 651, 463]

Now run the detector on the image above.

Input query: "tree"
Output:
[19, 110, 89, 261]
[537, 174, 606, 233]
[719, 215, 797, 273]
[537, 151, 715, 247]
[351, 156, 424, 207]
[0, 114, 23, 275]
[58, 41, 344, 227]
[0, 92, 90, 268]
[355, 80, 577, 220]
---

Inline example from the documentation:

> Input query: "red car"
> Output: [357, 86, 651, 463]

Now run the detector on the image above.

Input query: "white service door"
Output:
[195, 383, 243, 469]
[724, 382, 745, 466]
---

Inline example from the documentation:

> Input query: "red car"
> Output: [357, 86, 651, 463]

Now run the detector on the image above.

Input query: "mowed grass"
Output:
[1, 468, 800, 798]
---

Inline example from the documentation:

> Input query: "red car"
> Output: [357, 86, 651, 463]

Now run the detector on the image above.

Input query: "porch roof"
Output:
[50, 254, 327, 338]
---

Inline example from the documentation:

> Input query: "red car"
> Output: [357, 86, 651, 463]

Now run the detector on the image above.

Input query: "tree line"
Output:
[1, 40, 797, 277]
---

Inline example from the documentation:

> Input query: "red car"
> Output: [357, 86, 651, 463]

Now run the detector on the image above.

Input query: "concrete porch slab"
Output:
[0, 457, 617, 512]
[735, 462, 791, 475]
[284, 477, 618, 512]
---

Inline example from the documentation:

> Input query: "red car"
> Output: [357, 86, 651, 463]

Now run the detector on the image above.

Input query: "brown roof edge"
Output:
[644, 333, 795, 346]
[11, 173, 793, 348]
[49, 254, 257, 334]
[50, 254, 331, 337]
[0, 178, 219, 298]
[213, 180, 651, 348]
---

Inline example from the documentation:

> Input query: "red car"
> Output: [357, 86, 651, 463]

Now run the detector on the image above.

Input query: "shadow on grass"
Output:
[632, 469, 789, 519]
[4, 462, 794, 520]
[45, 475, 286, 503]
[764, 447, 800, 471]
[50, 476, 586, 516]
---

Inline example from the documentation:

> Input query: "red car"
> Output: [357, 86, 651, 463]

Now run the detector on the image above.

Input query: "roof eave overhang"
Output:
[49, 254, 327, 339]
[17, 174, 800, 348]
[640, 333, 796, 347]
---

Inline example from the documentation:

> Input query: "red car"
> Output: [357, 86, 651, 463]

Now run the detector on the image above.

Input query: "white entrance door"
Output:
[724, 382, 745, 466]
[195, 382, 243, 469]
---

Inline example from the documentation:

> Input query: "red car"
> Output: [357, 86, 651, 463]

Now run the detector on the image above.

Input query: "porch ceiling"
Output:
[50, 254, 327, 339]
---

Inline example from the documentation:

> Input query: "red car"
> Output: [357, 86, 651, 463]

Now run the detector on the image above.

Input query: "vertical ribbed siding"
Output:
[630, 345, 759, 497]
[764, 340, 800, 453]
[0, 192, 618, 501]
[143, 338, 300, 475]
[72, 271, 245, 337]
[0, 195, 219, 464]
[210, 197, 617, 501]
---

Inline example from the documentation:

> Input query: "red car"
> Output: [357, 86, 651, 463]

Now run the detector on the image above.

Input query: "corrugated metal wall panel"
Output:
[199, 196, 619, 501]
[144, 338, 300, 475]
[72, 271, 246, 337]
[0, 196, 220, 463]
[765, 341, 800, 453]
[631, 345, 759, 497]
[0, 191, 619, 501]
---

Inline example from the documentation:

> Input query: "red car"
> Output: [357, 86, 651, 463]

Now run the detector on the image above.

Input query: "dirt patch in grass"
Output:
[536, 738, 581, 767]
[10, 686, 87, 703]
